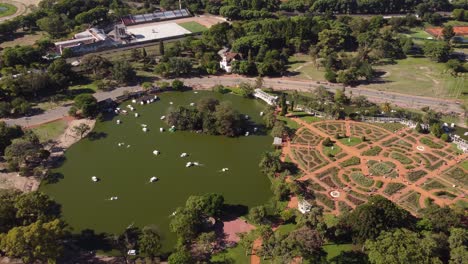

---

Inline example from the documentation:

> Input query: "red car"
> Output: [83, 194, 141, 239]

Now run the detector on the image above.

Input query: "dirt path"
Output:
[0, 0, 40, 22]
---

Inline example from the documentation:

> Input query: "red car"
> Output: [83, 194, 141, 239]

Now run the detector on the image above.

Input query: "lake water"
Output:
[41, 91, 273, 250]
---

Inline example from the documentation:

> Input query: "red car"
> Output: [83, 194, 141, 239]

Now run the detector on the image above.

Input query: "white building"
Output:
[298, 199, 312, 214]
[218, 48, 242, 73]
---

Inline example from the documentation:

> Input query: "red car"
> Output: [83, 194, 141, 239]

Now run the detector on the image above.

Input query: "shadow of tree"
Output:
[87, 132, 108, 141]
[44, 172, 64, 184]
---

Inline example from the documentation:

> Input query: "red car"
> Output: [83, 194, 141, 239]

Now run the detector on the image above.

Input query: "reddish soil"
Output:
[222, 218, 255, 243]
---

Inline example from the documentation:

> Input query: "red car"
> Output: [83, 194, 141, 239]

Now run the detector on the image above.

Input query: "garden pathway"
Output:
[282, 118, 467, 215]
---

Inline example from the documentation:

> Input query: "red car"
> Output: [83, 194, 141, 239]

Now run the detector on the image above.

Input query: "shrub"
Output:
[350, 172, 374, 187]
[322, 137, 333, 147]
[340, 156, 361, 167]
[362, 146, 382, 156]
[383, 183, 406, 195]
[172, 79, 184, 90]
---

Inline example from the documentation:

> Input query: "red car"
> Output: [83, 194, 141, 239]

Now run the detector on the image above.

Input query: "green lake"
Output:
[41, 91, 273, 250]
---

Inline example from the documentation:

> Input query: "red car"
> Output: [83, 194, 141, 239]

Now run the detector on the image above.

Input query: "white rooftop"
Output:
[126, 22, 191, 42]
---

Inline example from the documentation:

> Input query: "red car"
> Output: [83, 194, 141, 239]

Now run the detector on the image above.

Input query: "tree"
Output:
[442, 25, 455, 41]
[423, 41, 451, 62]
[249, 206, 267, 224]
[238, 82, 254, 98]
[440, 133, 450, 142]
[419, 205, 463, 233]
[430, 123, 443, 138]
[259, 151, 282, 176]
[334, 89, 347, 105]
[73, 94, 98, 118]
[365, 228, 442, 264]
[214, 101, 242, 137]
[37, 16, 67, 37]
[263, 106, 276, 129]
[168, 57, 193, 76]
[4, 133, 49, 175]
[111, 61, 135, 84]
[287, 226, 324, 259]
[168, 248, 193, 264]
[0, 122, 23, 155]
[271, 121, 287, 137]
[47, 58, 74, 89]
[322, 137, 333, 147]
[381, 102, 391, 114]
[340, 195, 414, 243]
[169, 208, 203, 242]
[415, 122, 424, 133]
[72, 123, 91, 139]
[280, 93, 287, 116]
[0, 190, 20, 233]
[185, 193, 225, 218]
[138, 225, 162, 259]
[159, 40, 165, 55]
[172, 79, 184, 90]
[448, 228, 467, 264]
[80, 55, 111, 78]
[14, 192, 61, 225]
[194, 231, 216, 260]
[0, 219, 66, 263]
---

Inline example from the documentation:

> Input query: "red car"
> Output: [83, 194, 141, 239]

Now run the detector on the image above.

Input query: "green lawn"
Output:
[369, 56, 467, 100]
[0, 3, 17, 18]
[339, 137, 362, 146]
[461, 160, 468, 171]
[276, 116, 300, 129]
[287, 54, 326, 80]
[30, 119, 68, 142]
[323, 144, 341, 157]
[275, 223, 296, 235]
[178, 21, 207, 33]
[301, 116, 322, 123]
[323, 243, 355, 260]
[324, 214, 339, 227]
[211, 244, 250, 264]
[402, 28, 433, 39]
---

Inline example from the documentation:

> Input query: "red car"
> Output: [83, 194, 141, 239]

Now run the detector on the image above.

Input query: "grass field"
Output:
[323, 243, 355, 260]
[30, 119, 67, 142]
[178, 21, 207, 33]
[288, 53, 467, 100]
[339, 137, 362, 146]
[287, 54, 326, 80]
[0, 3, 17, 17]
[276, 116, 300, 129]
[461, 160, 468, 171]
[211, 244, 250, 263]
[369, 56, 467, 99]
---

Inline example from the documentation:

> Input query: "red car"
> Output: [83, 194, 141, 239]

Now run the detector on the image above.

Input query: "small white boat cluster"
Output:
[153, 150, 160, 155]
[110, 196, 118, 201]
[160, 115, 166, 120]
[134, 113, 139, 117]
[127, 104, 136, 111]
[221, 168, 229, 172]
[180, 152, 188, 158]
[190, 102, 195, 106]
[160, 127, 164, 132]
[117, 142, 125, 147]
[91, 176, 98, 182]
[260, 111, 264, 116]
[245, 131, 250, 136]
[116, 120, 121, 124]
[142, 127, 148, 132]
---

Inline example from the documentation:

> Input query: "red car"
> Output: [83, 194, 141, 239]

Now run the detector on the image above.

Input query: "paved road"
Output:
[182, 76, 463, 113]
[2, 75, 464, 127]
